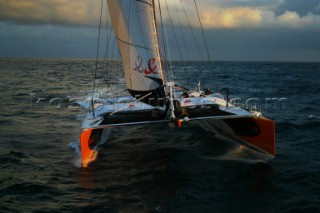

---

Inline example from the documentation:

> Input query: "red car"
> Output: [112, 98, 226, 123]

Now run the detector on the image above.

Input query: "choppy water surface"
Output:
[0, 59, 320, 212]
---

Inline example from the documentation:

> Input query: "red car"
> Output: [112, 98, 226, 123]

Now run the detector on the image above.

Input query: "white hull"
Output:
[80, 94, 275, 167]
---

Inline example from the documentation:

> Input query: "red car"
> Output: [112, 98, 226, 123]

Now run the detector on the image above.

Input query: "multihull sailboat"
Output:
[80, 0, 275, 168]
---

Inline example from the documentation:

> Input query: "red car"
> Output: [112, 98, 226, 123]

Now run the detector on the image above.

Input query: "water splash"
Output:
[204, 145, 273, 164]
[308, 115, 320, 120]
[68, 141, 82, 168]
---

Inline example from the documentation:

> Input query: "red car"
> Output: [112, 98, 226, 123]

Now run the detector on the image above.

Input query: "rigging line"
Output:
[192, 0, 214, 84]
[180, 0, 204, 61]
[111, 34, 118, 94]
[127, 0, 133, 89]
[103, 0, 111, 62]
[173, 0, 190, 61]
[174, 0, 192, 84]
[160, 3, 174, 83]
[102, 0, 112, 103]
[104, 18, 113, 61]
[105, 4, 115, 92]
[172, 0, 195, 86]
[106, 34, 113, 93]
[193, 0, 212, 65]
[108, 34, 121, 94]
[91, 0, 104, 117]
[136, 1, 150, 62]
[164, 0, 191, 81]
[111, 33, 116, 61]
[103, 0, 113, 93]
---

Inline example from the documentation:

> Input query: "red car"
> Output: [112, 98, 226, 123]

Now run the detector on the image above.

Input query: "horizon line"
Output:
[1, 57, 320, 63]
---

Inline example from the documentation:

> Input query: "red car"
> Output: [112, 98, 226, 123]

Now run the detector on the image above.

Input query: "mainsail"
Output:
[108, 0, 166, 107]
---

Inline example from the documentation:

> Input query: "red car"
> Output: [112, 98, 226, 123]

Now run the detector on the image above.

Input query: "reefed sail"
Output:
[108, 0, 166, 107]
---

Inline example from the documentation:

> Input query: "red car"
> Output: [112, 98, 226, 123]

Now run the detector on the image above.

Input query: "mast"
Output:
[152, 0, 166, 84]
[107, 0, 166, 107]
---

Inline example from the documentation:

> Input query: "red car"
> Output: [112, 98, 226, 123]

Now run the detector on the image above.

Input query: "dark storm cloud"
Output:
[0, 0, 319, 61]
[0, 23, 99, 58]
[205, 28, 320, 62]
[163, 25, 320, 62]
[276, 0, 320, 16]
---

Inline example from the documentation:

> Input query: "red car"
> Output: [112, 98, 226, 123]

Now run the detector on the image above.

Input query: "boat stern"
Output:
[224, 116, 276, 156]
[240, 117, 276, 156]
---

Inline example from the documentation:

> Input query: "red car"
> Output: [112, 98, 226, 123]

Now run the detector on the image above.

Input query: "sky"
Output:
[0, 0, 320, 62]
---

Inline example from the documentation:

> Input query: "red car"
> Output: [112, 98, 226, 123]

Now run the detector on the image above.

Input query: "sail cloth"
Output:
[107, 0, 166, 107]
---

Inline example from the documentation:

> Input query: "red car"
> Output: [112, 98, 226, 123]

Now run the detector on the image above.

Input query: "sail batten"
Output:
[108, 0, 166, 107]
[137, 0, 152, 6]
[116, 36, 153, 51]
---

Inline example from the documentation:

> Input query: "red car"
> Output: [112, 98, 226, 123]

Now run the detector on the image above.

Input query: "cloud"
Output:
[0, 0, 102, 26]
[211, 0, 286, 9]
[191, 2, 320, 29]
[196, 7, 268, 28]
[277, 11, 320, 28]
[0, 0, 320, 30]
[160, 0, 320, 30]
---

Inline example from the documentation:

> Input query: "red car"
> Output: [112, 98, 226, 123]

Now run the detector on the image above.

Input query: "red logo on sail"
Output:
[134, 56, 144, 73]
[134, 56, 158, 75]
[144, 58, 158, 75]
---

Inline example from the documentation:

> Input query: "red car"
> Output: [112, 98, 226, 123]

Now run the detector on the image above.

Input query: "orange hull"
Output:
[237, 117, 276, 155]
[80, 129, 98, 168]
[222, 116, 276, 155]
[80, 117, 275, 167]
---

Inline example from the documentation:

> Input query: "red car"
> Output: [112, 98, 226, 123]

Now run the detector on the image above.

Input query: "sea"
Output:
[0, 59, 320, 213]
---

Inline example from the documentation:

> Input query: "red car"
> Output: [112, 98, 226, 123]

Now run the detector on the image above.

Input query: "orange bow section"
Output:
[80, 129, 98, 168]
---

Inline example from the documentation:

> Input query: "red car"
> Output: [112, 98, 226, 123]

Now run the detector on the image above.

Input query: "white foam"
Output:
[308, 115, 320, 119]
[68, 141, 82, 168]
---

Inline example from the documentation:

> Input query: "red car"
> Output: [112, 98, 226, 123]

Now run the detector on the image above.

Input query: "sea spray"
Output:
[68, 141, 82, 168]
